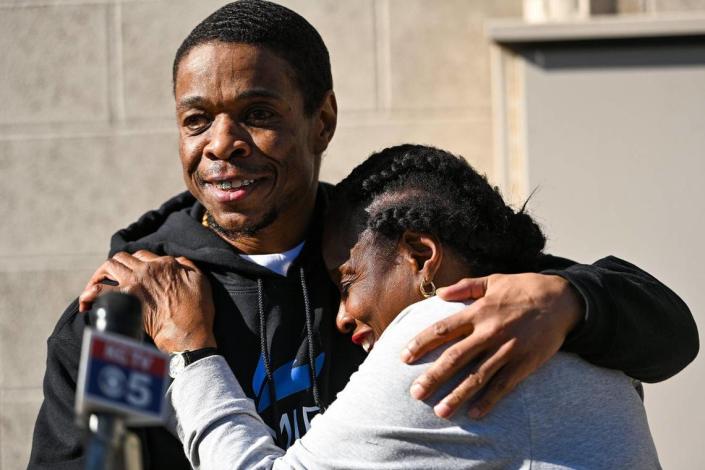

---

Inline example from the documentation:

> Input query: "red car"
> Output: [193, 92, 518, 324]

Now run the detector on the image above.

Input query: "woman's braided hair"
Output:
[334, 144, 546, 275]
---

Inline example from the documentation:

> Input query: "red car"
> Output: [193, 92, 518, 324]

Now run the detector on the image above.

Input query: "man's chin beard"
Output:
[206, 209, 278, 240]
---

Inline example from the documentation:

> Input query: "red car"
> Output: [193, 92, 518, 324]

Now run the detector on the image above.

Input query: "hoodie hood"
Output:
[109, 188, 329, 278]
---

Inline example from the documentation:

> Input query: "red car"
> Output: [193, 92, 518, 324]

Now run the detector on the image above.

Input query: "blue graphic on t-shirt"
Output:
[252, 353, 325, 413]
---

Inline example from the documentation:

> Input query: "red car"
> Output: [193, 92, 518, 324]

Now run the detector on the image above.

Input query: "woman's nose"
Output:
[336, 303, 356, 334]
[204, 115, 251, 161]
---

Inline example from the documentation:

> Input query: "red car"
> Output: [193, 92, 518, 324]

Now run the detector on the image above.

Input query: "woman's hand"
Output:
[78, 250, 216, 353]
[402, 273, 583, 419]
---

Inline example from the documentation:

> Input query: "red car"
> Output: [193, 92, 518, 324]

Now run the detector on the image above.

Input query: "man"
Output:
[29, 1, 698, 468]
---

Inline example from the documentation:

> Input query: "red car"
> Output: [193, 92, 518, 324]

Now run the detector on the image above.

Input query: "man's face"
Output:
[174, 41, 324, 245]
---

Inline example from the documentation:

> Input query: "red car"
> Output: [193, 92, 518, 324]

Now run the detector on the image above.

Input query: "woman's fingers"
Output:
[111, 251, 145, 270]
[175, 256, 199, 271]
[79, 258, 133, 312]
[131, 250, 161, 262]
[79, 283, 107, 312]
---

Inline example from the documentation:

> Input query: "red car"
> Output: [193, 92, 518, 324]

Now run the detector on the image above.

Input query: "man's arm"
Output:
[403, 255, 698, 418]
[545, 255, 699, 381]
[29, 301, 86, 469]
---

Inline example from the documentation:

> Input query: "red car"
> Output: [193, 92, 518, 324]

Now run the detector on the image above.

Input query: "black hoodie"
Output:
[29, 184, 698, 469]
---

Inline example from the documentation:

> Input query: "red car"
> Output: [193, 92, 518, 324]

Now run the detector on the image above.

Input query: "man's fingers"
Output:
[409, 331, 491, 401]
[402, 301, 482, 364]
[432, 341, 515, 419]
[467, 361, 525, 420]
[436, 276, 489, 301]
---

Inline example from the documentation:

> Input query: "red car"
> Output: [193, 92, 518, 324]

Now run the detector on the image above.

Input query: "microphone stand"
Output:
[84, 292, 143, 470]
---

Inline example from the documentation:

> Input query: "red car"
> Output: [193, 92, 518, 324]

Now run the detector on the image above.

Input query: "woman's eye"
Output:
[340, 281, 352, 298]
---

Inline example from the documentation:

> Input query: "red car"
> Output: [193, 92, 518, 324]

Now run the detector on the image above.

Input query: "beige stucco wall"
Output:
[0, 0, 702, 468]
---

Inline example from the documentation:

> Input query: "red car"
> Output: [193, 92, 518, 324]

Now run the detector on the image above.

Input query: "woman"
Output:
[167, 145, 660, 469]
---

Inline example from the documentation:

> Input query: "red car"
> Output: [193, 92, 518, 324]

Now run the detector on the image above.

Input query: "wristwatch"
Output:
[168, 347, 219, 378]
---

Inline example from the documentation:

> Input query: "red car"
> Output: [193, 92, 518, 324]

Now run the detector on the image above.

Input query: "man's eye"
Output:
[183, 115, 210, 132]
[245, 108, 275, 125]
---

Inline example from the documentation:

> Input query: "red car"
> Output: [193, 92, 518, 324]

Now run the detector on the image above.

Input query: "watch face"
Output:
[169, 353, 186, 378]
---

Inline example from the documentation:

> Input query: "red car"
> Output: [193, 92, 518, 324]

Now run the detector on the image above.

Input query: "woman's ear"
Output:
[399, 231, 442, 281]
[311, 91, 338, 156]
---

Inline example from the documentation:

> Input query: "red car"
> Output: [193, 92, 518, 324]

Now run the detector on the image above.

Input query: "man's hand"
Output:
[78, 250, 216, 353]
[402, 273, 584, 419]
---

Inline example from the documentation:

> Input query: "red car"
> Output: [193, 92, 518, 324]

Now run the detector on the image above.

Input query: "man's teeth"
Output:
[362, 339, 374, 353]
[216, 179, 255, 190]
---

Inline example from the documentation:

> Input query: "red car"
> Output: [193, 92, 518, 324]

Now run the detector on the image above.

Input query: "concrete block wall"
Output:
[2, 0, 705, 468]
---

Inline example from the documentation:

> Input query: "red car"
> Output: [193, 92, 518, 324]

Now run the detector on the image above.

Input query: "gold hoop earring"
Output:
[419, 278, 436, 298]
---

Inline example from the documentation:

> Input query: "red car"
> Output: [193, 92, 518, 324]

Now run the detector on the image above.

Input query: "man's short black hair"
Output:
[173, 0, 332, 115]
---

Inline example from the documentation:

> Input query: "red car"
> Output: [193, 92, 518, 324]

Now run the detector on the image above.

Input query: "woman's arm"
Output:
[168, 356, 290, 470]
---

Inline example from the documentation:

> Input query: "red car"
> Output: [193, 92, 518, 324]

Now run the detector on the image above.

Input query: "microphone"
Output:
[75, 292, 169, 470]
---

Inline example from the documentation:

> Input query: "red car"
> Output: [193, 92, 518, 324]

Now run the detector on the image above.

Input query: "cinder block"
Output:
[0, 388, 44, 470]
[321, 116, 493, 184]
[278, 0, 377, 111]
[0, 133, 184, 258]
[0, 4, 109, 125]
[0, 270, 95, 388]
[616, 0, 647, 13]
[387, 0, 521, 110]
[650, 0, 705, 11]
[121, 0, 376, 119]
[121, 0, 227, 119]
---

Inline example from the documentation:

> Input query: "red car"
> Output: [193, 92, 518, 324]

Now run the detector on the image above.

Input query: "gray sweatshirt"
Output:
[167, 297, 660, 469]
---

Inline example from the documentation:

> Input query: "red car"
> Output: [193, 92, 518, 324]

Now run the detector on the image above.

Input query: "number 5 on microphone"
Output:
[76, 329, 169, 426]
[127, 372, 153, 408]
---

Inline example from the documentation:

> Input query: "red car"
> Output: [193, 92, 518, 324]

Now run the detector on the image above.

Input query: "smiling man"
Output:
[176, 39, 333, 254]
[28, 1, 698, 469]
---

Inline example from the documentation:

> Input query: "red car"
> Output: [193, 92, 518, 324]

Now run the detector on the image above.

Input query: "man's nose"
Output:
[204, 115, 251, 161]
[336, 303, 356, 334]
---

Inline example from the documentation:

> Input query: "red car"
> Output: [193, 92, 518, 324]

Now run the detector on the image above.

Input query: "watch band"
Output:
[183, 347, 219, 366]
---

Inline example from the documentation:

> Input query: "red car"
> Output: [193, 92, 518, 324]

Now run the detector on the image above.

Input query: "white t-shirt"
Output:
[239, 241, 305, 276]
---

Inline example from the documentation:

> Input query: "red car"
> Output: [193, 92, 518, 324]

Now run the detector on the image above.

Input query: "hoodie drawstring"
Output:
[299, 267, 324, 411]
[257, 278, 280, 435]
[257, 269, 324, 445]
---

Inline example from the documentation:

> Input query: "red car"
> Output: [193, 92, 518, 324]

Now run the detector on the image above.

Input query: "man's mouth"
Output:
[212, 178, 256, 191]
[203, 177, 263, 203]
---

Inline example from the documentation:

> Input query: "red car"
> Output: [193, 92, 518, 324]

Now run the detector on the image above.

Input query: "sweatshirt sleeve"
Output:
[541, 255, 699, 382]
[168, 355, 292, 470]
[28, 300, 87, 469]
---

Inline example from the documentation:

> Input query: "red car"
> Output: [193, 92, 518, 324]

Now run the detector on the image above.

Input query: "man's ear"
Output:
[311, 90, 337, 155]
[399, 231, 442, 281]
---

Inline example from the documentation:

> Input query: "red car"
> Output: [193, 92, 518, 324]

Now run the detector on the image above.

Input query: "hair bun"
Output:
[506, 211, 546, 265]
